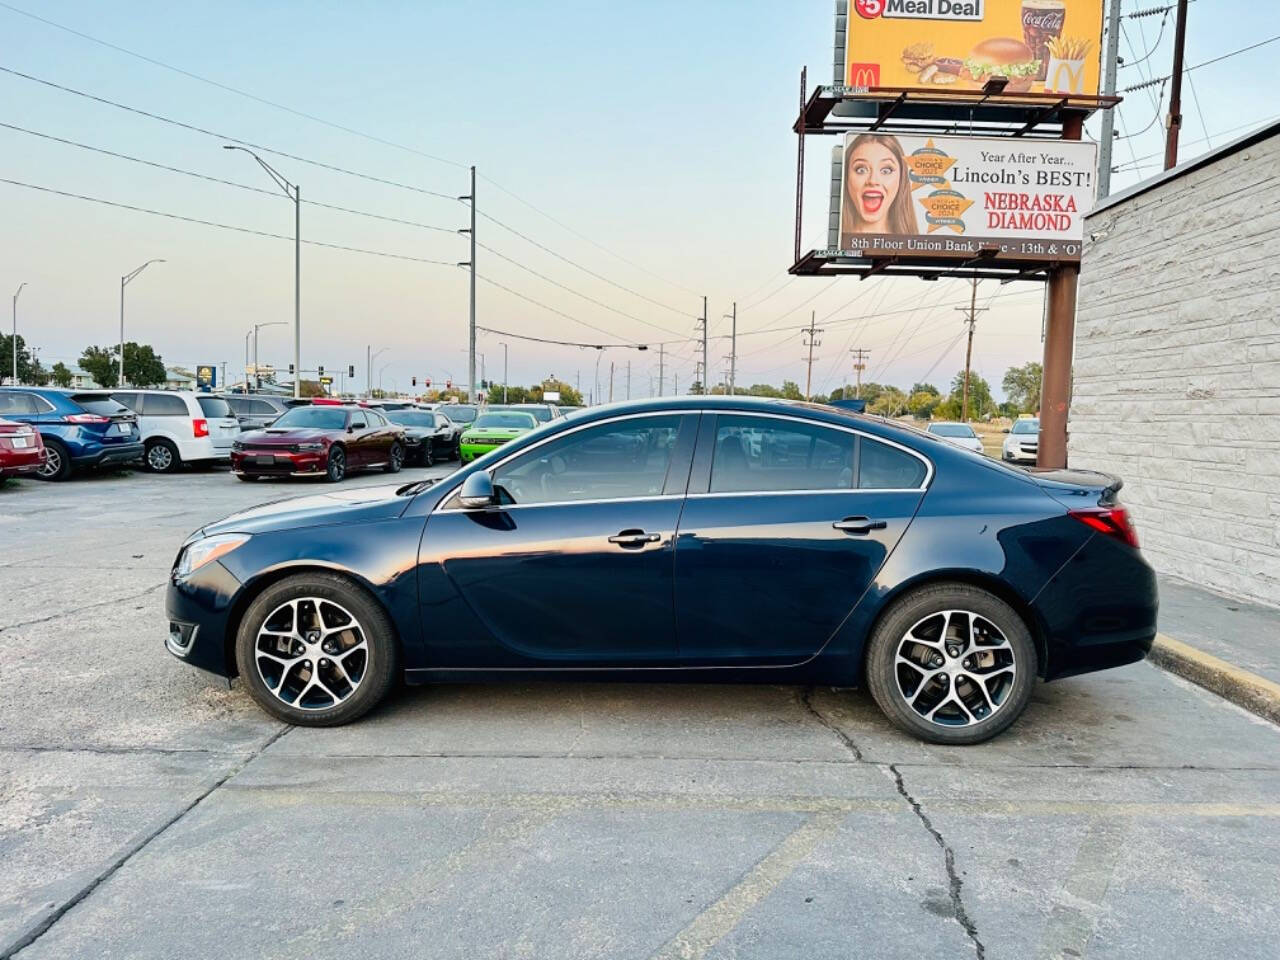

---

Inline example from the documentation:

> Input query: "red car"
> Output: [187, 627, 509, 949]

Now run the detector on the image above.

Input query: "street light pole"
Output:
[120, 260, 165, 387]
[11, 282, 25, 386]
[368, 345, 388, 399]
[500, 342, 508, 403]
[253, 321, 286, 392]
[223, 145, 301, 398]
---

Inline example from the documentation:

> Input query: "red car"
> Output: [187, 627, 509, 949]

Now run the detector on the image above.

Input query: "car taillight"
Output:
[64, 413, 111, 424]
[193, 418, 209, 438]
[1070, 507, 1139, 549]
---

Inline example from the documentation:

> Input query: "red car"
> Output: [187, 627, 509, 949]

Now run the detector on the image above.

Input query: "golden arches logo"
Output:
[848, 63, 881, 88]
[1047, 59, 1085, 95]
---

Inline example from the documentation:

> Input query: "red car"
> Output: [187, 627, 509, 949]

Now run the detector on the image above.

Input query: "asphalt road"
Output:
[2, 465, 1278, 959]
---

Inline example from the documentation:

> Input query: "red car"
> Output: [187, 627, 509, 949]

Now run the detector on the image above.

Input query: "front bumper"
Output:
[1003, 445, 1038, 463]
[231, 449, 328, 477]
[166, 559, 245, 677]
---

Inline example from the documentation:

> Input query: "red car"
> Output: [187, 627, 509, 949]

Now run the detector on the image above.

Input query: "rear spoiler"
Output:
[1024, 468, 1124, 507]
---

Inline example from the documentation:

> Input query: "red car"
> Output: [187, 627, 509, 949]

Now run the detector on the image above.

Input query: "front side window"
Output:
[348, 414, 367, 430]
[710, 416, 855, 493]
[492, 415, 683, 505]
[445, 405, 478, 424]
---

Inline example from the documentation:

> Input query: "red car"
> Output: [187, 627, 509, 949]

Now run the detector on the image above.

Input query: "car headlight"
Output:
[297, 441, 325, 452]
[176, 533, 251, 579]
[232, 440, 244, 451]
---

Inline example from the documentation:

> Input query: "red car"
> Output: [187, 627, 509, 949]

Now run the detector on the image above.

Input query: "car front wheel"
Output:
[234, 573, 398, 726]
[384, 442, 404, 473]
[325, 447, 346, 482]
[864, 583, 1035, 745]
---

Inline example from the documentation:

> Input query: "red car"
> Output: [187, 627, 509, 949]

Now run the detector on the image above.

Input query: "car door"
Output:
[673, 413, 929, 665]
[417, 412, 697, 666]
[343, 411, 371, 467]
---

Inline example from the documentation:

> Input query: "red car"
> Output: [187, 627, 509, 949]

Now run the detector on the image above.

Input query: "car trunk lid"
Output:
[1024, 468, 1123, 508]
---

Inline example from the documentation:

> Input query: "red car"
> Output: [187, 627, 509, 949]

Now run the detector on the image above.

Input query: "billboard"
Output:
[195, 364, 216, 389]
[845, 0, 1104, 99]
[836, 132, 1097, 261]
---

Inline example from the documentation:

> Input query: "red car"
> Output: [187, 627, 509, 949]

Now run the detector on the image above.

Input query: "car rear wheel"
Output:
[865, 583, 1035, 745]
[325, 447, 346, 483]
[145, 439, 182, 474]
[234, 573, 398, 726]
[36, 438, 71, 481]
[236, 474, 258, 482]
[383, 442, 404, 473]
[421, 443, 434, 467]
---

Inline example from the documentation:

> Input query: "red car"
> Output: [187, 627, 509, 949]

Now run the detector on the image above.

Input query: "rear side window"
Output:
[71, 394, 132, 416]
[710, 416, 855, 493]
[197, 397, 232, 418]
[859, 438, 927, 490]
[139, 393, 188, 417]
[0, 392, 39, 415]
[112, 392, 142, 412]
[366, 410, 388, 427]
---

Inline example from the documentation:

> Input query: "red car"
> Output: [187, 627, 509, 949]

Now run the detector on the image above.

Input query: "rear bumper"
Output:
[0, 446, 46, 476]
[72, 441, 144, 468]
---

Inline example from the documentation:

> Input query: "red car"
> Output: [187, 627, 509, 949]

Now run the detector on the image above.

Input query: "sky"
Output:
[2, 0, 1272, 401]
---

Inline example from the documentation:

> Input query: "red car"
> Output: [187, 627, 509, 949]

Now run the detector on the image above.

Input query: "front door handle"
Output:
[832, 516, 887, 534]
[608, 529, 662, 547]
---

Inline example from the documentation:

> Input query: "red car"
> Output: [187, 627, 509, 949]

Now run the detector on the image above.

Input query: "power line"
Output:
[1122, 34, 1280, 92]
[0, 175, 459, 266]
[475, 326, 655, 351]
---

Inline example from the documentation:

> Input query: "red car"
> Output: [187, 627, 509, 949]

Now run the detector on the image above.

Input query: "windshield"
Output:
[444, 405, 478, 423]
[197, 396, 232, 419]
[270, 407, 347, 430]
[929, 423, 976, 438]
[513, 406, 553, 423]
[1011, 419, 1039, 435]
[473, 412, 537, 430]
[387, 411, 435, 427]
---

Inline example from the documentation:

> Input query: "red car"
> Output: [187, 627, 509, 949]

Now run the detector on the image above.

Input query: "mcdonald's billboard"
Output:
[844, 0, 1104, 99]
[836, 132, 1097, 262]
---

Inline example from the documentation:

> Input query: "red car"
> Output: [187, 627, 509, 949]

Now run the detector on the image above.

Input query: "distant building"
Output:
[66, 366, 101, 389]
[1073, 122, 1280, 607]
[164, 367, 197, 391]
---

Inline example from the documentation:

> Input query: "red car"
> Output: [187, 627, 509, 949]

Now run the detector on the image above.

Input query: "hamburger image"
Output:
[964, 38, 1040, 92]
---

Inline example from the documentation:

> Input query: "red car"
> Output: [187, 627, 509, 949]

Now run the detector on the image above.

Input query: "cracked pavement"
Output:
[2, 467, 1279, 959]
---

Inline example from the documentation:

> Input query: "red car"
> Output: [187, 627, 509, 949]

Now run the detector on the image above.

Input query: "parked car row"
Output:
[0, 387, 557, 484]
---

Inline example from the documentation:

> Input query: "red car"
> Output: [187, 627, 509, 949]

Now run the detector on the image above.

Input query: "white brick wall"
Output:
[1073, 133, 1280, 607]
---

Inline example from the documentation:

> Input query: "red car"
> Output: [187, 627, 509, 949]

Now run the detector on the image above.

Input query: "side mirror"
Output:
[458, 471, 495, 509]
[1002, 428, 1010, 434]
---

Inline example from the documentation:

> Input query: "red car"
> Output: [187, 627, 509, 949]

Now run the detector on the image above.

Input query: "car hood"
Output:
[240, 427, 336, 444]
[197, 482, 410, 537]
[462, 427, 527, 439]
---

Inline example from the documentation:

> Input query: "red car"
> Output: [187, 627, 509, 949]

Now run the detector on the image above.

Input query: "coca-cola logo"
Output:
[1023, 11, 1065, 28]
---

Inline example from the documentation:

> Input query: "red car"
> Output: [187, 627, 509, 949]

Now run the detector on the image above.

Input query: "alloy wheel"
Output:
[38, 445, 62, 479]
[147, 444, 173, 472]
[254, 597, 369, 710]
[893, 609, 1017, 728]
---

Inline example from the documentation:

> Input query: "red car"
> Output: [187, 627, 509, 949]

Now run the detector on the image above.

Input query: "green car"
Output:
[459, 411, 539, 463]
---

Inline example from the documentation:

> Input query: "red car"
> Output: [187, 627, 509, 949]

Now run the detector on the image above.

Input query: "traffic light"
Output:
[318, 365, 324, 377]
[425, 378, 432, 387]
[412, 376, 417, 387]
[288, 363, 294, 374]
[348, 365, 355, 378]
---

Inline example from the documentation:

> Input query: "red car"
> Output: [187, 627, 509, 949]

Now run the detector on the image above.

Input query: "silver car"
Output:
[1002, 418, 1040, 464]
[926, 421, 985, 455]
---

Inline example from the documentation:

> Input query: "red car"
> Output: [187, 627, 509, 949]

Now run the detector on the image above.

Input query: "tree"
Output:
[534, 379, 583, 406]
[0, 333, 40, 385]
[854, 381, 885, 405]
[907, 388, 941, 419]
[780, 380, 804, 401]
[947, 369, 995, 420]
[910, 382, 940, 396]
[50, 361, 73, 387]
[1002, 361, 1043, 415]
[744, 383, 783, 398]
[869, 386, 908, 417]
[78, 341, 166, 388]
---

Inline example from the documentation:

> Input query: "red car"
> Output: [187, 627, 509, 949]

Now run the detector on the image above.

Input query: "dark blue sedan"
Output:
[165, 397, 1157, 744]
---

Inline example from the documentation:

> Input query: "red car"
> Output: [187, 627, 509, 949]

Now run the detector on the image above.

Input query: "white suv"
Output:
[110, 390, 241, 473]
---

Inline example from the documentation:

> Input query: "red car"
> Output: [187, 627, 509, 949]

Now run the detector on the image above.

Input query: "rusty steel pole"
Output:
[1164, 0, 1190, 170]
[1038, 114, 1085, 468]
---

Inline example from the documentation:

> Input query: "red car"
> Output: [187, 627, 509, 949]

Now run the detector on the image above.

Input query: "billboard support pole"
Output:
[1164, 0, 1190, 170]
[1038, 114, 1084, 469]
[795, 67, 806, 266]
[658, 343, 664, 397]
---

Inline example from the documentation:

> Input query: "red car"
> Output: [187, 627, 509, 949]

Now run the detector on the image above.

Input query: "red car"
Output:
[230, 404, 405, 482]
[0, 417, 47, 479]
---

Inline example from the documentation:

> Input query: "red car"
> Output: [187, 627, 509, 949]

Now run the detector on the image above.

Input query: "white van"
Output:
[110, 390, 241, 472]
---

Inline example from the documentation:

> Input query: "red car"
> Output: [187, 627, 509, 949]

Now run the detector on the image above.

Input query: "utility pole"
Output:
[501, 342, 508, 403]
[957, 278, 989, 422]
[657, 344, 665, 397]
[724, 301, 737, 395]
[459, 165, 477, 401]
[11, 283, 25, 385]
[850, 348, 871, 398]
[1097, 0, 1122, 197]
[700, 296, 708, 394]
[802, 312, 823, 402]
[1165, 0, 1190, 170]
[608, 361, 615, 403]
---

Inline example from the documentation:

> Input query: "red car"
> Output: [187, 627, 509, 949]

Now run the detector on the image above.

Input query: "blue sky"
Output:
[2, 0, 1271, 398]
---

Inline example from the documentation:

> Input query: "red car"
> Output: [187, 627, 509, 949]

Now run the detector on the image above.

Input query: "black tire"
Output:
[383, 442, 404, 474]
[145, 439, 183, 474]
[325, 446, 347, 483]
[864, 582, 1036, 746]
[422, 443, 434, 468]
[237, 474, 258, 482]
[233, 572, 399, 726]
[36, 438, 72, 481]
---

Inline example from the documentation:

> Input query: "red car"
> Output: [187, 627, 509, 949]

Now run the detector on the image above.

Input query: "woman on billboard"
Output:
[840, 134, 919, 246]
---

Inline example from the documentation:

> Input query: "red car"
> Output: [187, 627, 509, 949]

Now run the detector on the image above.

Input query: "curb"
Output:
[1150, 633, 1280, 726]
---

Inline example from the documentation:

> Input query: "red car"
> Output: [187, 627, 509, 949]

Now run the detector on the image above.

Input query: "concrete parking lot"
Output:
[2, 466, 1278, 960]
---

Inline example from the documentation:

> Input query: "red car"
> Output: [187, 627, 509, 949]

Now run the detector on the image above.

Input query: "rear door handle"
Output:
[832, 516, 887, 534]
[608, 529, 662, 547]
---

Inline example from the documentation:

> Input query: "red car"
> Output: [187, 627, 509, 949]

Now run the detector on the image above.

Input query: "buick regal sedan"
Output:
[166, 397, 1157, 744]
